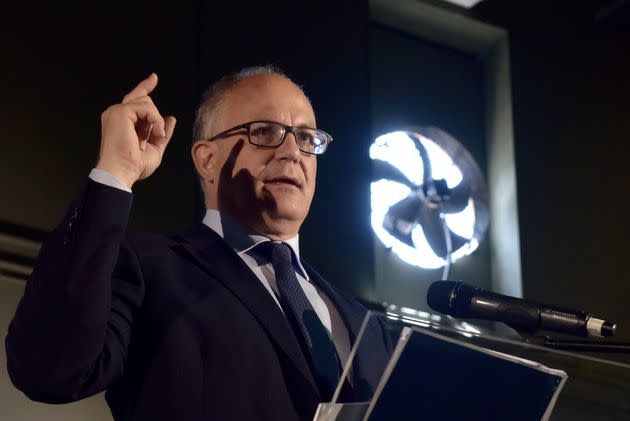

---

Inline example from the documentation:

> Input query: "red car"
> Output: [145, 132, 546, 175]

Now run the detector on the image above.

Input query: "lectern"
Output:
[314, 313, 630, 421]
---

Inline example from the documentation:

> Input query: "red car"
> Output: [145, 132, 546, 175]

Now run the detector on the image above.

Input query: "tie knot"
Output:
[258, 241, 293, 265]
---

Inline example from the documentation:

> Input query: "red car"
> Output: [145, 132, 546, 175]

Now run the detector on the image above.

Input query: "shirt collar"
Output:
[202, 209, 307, 275]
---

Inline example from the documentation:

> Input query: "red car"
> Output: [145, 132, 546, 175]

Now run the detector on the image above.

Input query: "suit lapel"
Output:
[301, 260, 365, 343]
[302, 261, 388, 396]
[172, 224, 320, 402]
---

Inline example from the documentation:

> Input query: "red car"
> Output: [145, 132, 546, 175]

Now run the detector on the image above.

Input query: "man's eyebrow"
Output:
[254, 117, 316, 128]
[294, 123, 317, 129]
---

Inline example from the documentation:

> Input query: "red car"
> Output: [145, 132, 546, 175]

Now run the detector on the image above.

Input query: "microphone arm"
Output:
[524, 336, 630, 354]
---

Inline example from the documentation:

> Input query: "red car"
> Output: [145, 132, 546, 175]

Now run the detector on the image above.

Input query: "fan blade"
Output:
[449, 231, 470, 253]
[382, 216, 415, 247]
[441, 179, 471, 214]
[415, 204, 471, 259]
[371, 159, 418, 188]
[415, 203, 448, 258]
[387, 194, 423, 224]
[382, 194, 423, 247]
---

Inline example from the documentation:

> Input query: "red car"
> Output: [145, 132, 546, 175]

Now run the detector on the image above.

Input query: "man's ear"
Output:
[191, 141, 217, 185]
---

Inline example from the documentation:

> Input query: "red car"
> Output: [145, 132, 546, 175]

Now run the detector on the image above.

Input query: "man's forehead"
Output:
[224, 75, 315, 118]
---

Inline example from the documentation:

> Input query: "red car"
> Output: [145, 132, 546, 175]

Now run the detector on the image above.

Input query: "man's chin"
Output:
[240, 189, 310, 236]
[264, 207, 304, 226]
[256, 206, 306, 236]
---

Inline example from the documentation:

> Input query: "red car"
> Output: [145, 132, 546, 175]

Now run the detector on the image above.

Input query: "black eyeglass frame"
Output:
[200, 120, 333, 155]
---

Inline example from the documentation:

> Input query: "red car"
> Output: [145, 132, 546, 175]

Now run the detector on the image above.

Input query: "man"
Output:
[6, 67, 391, 421]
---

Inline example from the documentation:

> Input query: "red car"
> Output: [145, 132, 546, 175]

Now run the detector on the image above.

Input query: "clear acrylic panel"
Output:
[314, 313, 630, 421]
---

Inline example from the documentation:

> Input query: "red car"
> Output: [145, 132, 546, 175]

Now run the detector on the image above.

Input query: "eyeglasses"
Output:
[202, 120, 333, 155]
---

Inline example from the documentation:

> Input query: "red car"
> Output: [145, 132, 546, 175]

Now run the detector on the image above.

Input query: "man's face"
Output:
[206, 75, 318, 239]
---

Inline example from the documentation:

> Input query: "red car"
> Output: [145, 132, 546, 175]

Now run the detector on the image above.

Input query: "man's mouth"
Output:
[265, 176, 301, 189]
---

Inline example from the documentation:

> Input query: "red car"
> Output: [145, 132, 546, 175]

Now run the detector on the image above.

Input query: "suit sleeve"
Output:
[5, 180, 144, 403]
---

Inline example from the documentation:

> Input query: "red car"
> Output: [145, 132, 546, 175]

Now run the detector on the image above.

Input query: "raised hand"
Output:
[96, 73, 177, 189]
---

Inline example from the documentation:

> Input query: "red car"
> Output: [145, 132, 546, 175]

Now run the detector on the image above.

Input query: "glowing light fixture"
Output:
[370, 128, 488, 277]
[439, 0, 485, 9]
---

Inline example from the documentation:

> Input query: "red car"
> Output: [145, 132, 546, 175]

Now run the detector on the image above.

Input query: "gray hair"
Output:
[192, 65, 294, 142]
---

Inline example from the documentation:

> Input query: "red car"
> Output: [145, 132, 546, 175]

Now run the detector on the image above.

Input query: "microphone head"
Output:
[427, 281, 475, 317]
[602, 321, 616, 337]
[427, 281, 460, 314]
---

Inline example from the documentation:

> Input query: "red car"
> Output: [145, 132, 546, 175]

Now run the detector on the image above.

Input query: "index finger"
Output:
[122, 73, 158, 103]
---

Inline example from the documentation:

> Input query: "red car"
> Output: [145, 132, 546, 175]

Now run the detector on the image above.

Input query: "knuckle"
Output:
[101, 106, 114, 120]
[105, 104, 123, 117]
[148, 104, 163, 120]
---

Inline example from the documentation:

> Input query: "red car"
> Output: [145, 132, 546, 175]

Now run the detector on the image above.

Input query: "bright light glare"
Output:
[370, 130, 481, 270]
[460, 322, 481, 334]
[401, 316, 431, 327]
[410, 225, 446, 268]
[444, 198, 476, 239]
[370, 132, 423, 185]
[417, 310, 430, 319]
[417, 133, 463, 188]
[440, 0, 485, 9]
[450, 238, 479, 261]
[371, 180, 444, 268]
[400, 307, 416, 315]
[386, 313, 402, 321]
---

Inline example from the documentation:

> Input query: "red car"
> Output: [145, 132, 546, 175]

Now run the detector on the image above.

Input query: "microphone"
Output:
[427, 281, 616, 338]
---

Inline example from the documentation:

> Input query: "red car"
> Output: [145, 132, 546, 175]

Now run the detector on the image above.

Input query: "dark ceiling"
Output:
[472, 0, 630, 31]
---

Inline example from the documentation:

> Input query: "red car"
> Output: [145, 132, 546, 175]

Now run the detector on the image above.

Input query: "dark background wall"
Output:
[1, 0, 373, 298]
[471, 0, 630, 343]
[2, 0, 629, 343]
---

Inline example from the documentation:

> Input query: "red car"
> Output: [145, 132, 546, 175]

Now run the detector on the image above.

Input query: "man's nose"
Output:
[274, 131, 302, 161]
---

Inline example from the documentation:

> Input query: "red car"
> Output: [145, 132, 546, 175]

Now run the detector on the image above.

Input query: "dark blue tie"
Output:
[261, 241, 340, 400]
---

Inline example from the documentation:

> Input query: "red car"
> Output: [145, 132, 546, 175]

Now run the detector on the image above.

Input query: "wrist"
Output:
[95, 160, 138, 189]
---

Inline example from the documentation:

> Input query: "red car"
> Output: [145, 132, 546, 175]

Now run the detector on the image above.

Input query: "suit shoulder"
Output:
[125, 231, 180, 258]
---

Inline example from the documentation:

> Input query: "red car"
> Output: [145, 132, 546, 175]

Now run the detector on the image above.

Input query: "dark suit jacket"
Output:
[6, 180, 392, 421]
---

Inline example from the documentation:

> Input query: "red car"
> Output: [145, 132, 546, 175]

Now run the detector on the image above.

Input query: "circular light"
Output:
[370, 129, 487, 269]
